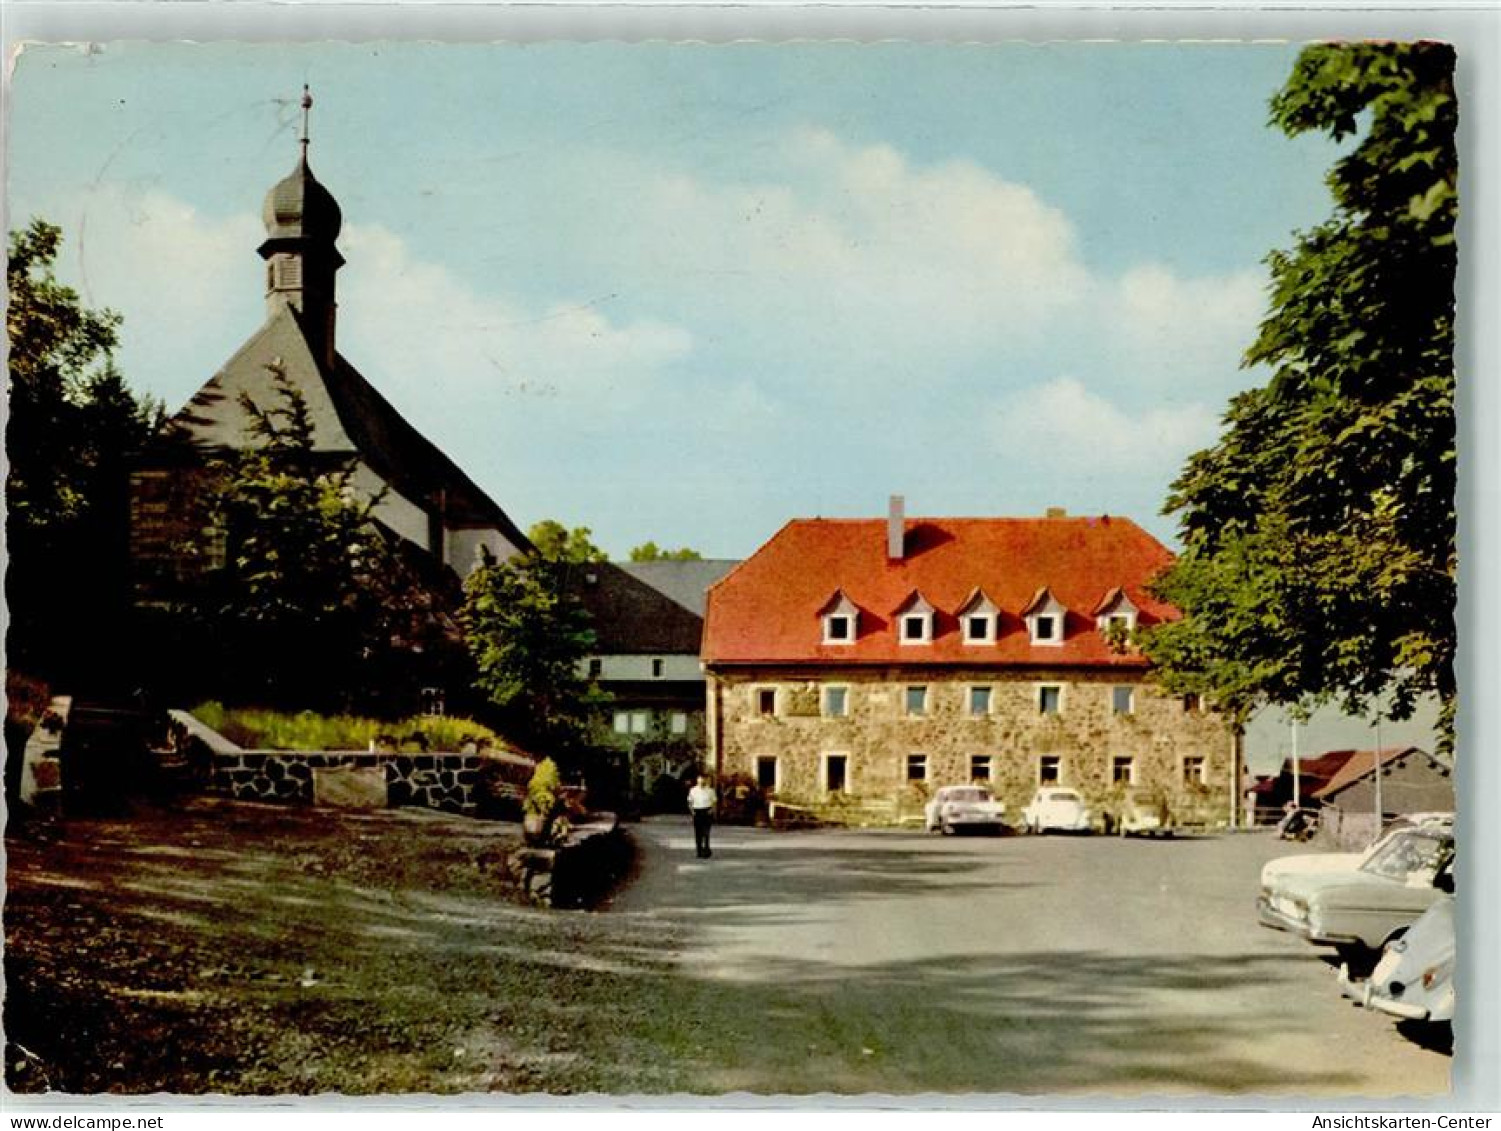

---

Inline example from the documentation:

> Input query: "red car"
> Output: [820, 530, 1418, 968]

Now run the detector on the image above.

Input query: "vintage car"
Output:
[1115, 792, 1171, 837]
[924, 785, 1007, 835]
[1339, 891, 1454, 1027]
[1021, 787, 1092, 834]
[1259, 814, 1455, 896]
[1257, 826, 1454, 961]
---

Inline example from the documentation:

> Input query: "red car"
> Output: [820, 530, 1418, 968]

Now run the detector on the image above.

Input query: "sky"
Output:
[7, 40, 1348, 565]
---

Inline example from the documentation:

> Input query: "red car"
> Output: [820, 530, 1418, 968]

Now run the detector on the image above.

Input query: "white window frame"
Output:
[1031, 613, 1059, 645]
[823, 612, 856, 645]
[612, 711, 631, 734]
[669, 711, 688, 735]
[970, 753, 994, 782]
[905, 752, 929, 783]
[1100, 611, 1136, 636]
[1112, 755, 1137, 785]
[967, 684, 993, 717]
[822, 684, 850, 719]
[1183, 755, 1208, 787]
[754, 687, 778, 718]
[1038, 754, 1062, 784]
[899, 612, 932, 645]
[1037, 683, 1064, 716]
[963, 613, 995, 644]
[1112, 685, 1136, 715]
[823, 752, 851, 794]
[904, 684, 929, 717]
[629, 711, 649, 735]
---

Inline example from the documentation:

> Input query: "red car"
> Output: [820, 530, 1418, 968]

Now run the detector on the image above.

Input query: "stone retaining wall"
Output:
[210, 751, 486, 814]
[507, 815, 631, 908]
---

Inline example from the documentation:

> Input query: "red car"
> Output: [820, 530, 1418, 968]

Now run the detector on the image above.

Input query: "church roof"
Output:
[157, 304, 527, 540]
[262, 154, 343, 244]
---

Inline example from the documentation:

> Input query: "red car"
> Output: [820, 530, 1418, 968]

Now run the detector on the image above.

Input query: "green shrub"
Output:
[187, 703, 507, 754]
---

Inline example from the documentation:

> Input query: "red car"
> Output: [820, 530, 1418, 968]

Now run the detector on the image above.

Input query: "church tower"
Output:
[257, 86, 344, 368]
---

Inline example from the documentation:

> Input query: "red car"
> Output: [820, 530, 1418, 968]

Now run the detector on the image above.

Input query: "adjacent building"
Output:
[701, 499, 1234, 823]
[1312, 746, 1455, 846]
[574, 559, 738, 802]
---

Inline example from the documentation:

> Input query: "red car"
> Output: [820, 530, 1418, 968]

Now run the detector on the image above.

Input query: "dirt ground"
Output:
[3, 797, 678, 1095]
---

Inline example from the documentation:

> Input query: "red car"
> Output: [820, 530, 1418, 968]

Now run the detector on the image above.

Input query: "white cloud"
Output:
[989, 377, 1220, 475]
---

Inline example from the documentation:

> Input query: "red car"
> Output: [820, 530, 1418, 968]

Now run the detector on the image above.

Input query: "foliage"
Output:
[188, 701, 507, 753]
[460, 545, 605, 754]
[1143, 43, 1457, 742]
[522, 757, 572, 845]
[527, 519, 607, 564]
[191, 365, 460, 711]
[628, 541, 703, 562]
[5, 219, 160, 683]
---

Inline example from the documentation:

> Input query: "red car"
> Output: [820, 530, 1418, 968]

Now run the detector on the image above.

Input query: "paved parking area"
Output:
[611, 819, 1453, 1097]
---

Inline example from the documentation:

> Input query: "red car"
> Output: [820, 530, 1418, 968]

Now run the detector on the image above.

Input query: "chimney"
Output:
[887, 495, 906, 560]
[1046, 506, 1068, 519]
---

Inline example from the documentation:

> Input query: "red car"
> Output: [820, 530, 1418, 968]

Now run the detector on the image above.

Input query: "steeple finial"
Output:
[300, 84, 312, 160]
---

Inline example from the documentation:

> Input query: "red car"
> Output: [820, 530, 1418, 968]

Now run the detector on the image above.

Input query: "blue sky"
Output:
[9, 41, 1345, 560]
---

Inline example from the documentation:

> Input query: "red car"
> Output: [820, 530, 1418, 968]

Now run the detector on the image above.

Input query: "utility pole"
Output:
[1291, 716, 1301, 811]
[1373, 714, 1384, 834]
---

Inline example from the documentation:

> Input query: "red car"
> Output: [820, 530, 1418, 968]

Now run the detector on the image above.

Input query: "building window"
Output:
[1112, 685, 1135, 715]
[630, 711, 649, 735]
[1112, 755, 1136, 785]
[1183, 693, 1203, 713]
[1038, 755, 1061, 784]
[420, 687, 446, 717]
[1033, 614, 1057, 643]
[756, 755, 779, 792]
[905, 685, 928, 717]
[756, 688, 777, 717]
[823, 685, 849, 718]
[901, 614, 930, 644]
[1038, 684, 1062, 715]
[652, 658, 665, 678]
[906, 753, 928, 782]
[669, 711, 688, 735]
[964, 615, 993, 644]
[970, 754, 993, 781]
[1183, 755, 1207, 787]
[823, 613, 854, 644]
[588, 658, 603, 679]
[612, 711, 631, 734]
[825, 754, 849, 794]
[1106, 613, 1133, 637]
[968, 686, 992, 717]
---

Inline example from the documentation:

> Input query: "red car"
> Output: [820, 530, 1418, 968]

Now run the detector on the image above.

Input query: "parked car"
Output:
[924, 785, 1007, 835]
[1257, 826, 1454, 964]
[1259, 813, 1455, 895]
[1021, 787, 1092, 834]
[1115, 791, 1170, 837]
[1339, 891, 1454, 1030]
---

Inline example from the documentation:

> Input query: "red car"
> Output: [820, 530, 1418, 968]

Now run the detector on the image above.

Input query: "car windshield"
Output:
[1359, 831, 1450, 882]
[946, 788, 991, 803]
[1047, 791, 1080, 802]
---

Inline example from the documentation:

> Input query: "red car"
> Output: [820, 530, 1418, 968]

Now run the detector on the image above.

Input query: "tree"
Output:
[460, 545, 604, 755]
[5, 219, 159, 686]
[1143, 44, 1457, 744]
[628, 541, 703, 562]
[193, 364, 455, 710]
[527, 519, 607, 564]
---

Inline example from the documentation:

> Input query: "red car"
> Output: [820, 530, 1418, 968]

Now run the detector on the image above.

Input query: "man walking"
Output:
[688, 774, 717, 859]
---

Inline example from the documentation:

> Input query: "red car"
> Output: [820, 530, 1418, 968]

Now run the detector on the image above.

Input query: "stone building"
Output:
[130, 91, 529, 613]
[701, 500, 1235, 824]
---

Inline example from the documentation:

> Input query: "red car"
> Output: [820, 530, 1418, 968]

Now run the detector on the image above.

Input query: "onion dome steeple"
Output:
[257, 86, 344, 366]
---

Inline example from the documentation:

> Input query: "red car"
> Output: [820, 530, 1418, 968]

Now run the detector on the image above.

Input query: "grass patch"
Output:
[188, 702, 508, 754]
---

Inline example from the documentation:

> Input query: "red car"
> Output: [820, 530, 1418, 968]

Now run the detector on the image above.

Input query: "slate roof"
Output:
[573, 562, 707, 655]
[702, 515, 1177, 667]
[616, 559, 741, 617]
[156, 304, 528, 542]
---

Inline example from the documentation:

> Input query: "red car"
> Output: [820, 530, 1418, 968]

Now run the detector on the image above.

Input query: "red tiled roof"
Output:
[1312, 747, 1428, 800]
[702, 515, 1178, 667]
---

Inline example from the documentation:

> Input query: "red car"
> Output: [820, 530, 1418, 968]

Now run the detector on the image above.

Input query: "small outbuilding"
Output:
[1312, 746, 1455, 847]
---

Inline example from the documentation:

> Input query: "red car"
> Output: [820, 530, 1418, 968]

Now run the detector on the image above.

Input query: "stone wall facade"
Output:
[708, 665, 1234, 824]
[210, 750, 486, 814]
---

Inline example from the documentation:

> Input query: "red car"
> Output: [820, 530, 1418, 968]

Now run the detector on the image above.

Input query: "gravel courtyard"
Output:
[3, 799, 1451, 1097]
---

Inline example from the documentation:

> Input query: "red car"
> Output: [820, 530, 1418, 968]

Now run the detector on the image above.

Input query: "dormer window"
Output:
[957, 589, 999, 645]
[819, 590, 860, 646]
[1022, 587, 1068, 647]
[1093, 587, 1140, 640]
[894, 592, 935, 645]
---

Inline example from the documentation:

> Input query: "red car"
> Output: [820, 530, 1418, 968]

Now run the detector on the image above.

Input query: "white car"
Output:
[1021, 787, 1092, 834]
[1260, 814, 1455, 894]
[924, 785, 1007, 835]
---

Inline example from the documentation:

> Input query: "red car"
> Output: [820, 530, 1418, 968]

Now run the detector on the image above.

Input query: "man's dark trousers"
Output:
[692, 808, 713, 858]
